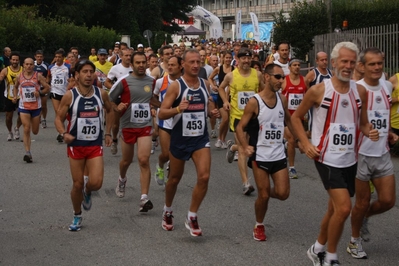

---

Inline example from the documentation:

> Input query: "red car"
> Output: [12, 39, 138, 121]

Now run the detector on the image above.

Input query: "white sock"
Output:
[289, 166, 295, 169]
[255, 222, 263, 227]
[164, 205, 172, 212]
[141, 194, 148, 200]
[83, 176, 89, 193]
[314, 240, 325, 253]
[119, 176, 127, 183]
[188, 211, 197, 218]
[326, 252, 338, 263]
[351, 236, 361, 243]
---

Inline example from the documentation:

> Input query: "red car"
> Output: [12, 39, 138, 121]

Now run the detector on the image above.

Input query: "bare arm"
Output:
[305, 70, 315, 86]
[13, 76, 19, 103]
[150, 67, 160, 80]
[291, 83, 324, 158]
[280, 94, 295, 139]
[0, 68, 7, 81]
[205, 80, 220, 118]
[55, 90, 74, 143]
[257, 71, 265, 92]
[208, 67, 220, 91]
[357, 84, 379, 141]
[218, 72, 232, 110]
[38, 74, 50, 95]
[158, 80, 186, 120]
[101, 89, 114, 147]
[104, 78, 113, 90]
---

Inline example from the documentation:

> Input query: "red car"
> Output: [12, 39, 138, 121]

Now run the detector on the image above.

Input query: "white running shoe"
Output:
[233, 151, 238, 161]
[14, 127, 20, 140]
[110, 142, 118, 155]
[210, 130, 217, 139]
[307, 244, 326, 266]
[347, 238, 368, 259]
[115, 179, 126, 198]
[215, 139, 222, 148]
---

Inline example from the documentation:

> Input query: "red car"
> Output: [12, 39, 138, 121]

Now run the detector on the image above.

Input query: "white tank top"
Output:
[357, 79, 391, 156]
[311, 79, 361, 167]
[251, 94, 285, 162]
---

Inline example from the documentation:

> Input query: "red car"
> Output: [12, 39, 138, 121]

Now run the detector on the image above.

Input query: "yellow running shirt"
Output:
[390, 73, 399, 129]
[229, 68, 259, 130]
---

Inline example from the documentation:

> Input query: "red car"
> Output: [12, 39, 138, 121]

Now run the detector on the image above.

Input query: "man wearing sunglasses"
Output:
[218, 47, 265, 196]
[282, 59, 309, 179]
[235, 63, 293, 241]
[291, 42, 379, 266]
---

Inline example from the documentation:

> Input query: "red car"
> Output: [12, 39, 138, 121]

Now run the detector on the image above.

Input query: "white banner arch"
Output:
[189, 6, 222, 39]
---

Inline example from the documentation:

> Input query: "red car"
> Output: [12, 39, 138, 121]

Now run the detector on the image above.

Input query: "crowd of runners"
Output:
[1, 39, 397, 266]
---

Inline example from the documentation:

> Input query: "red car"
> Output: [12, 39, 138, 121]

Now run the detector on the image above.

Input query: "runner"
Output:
[0, 52, 22, 141]
[273, 42, 290, 76]
[347, 47, 396, 259]
[281, 59, 308, 179]
[236, 63, 293, 241]
[94, 48, 113, 86]
[151, 45, 173, 80]
[33, 50, 50, 129]
[54, 60, 114, 231]
[47, 49, 71, 142]
[152, 55, 183, 186]
[104, 49, 133, 155]
[291, 42, 379, 266]
[109, 52, 156, 212]
[13, 58, 49, 162]
[218, 48, 265, 195]
[158, 48, 219, 236]
[306, 52, 333, 87]
[208, 51, 234, 149]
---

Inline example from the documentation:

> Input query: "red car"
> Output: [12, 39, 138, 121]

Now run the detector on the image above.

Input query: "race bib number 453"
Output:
[182, 112, 205, 137]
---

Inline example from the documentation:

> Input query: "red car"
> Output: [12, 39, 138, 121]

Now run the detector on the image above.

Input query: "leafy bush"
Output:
[0, 6, 119, 56]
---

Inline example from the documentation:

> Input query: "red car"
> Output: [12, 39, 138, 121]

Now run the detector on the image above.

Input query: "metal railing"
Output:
[311, 24, 399, 77]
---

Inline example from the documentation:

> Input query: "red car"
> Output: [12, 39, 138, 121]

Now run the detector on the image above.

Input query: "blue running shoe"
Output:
[69, 215, 82, 231]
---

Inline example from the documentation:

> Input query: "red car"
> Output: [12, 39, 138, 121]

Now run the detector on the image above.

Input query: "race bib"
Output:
[368, 109, 389, 136]
[52, 77, 64, 85]
[237, 91, 255, 110]
[261, 122, 284, 146]
[288, 93, 303, 110]
[22, 86, 36, 102]
[182, 112, 205, 137]
[328, 123, 356, 154]
[130, 103, 151, 123]
[77, 117, 100, 140]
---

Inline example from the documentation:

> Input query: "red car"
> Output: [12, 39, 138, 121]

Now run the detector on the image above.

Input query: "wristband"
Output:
[105, 134, 112, 137]
[176, 106, 181, 113]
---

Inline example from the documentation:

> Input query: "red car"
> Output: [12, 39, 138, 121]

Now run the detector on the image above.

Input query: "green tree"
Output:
[273, 1, 329, 60]
[5, 0, 197, 47]
[332, 0, 399, 30]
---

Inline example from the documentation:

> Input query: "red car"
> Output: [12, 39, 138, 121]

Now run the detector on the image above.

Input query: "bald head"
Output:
[3, 47, 11, 57]
[316, 51, 327, 60]
[315, 51, 328, 70]
[24, 57, 34, 64]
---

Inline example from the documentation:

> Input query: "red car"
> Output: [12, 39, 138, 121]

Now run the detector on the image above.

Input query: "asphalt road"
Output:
[1, 99, 398, 266]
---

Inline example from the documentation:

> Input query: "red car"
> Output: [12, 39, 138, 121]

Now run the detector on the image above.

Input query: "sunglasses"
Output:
[268, 73, 285, 80]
